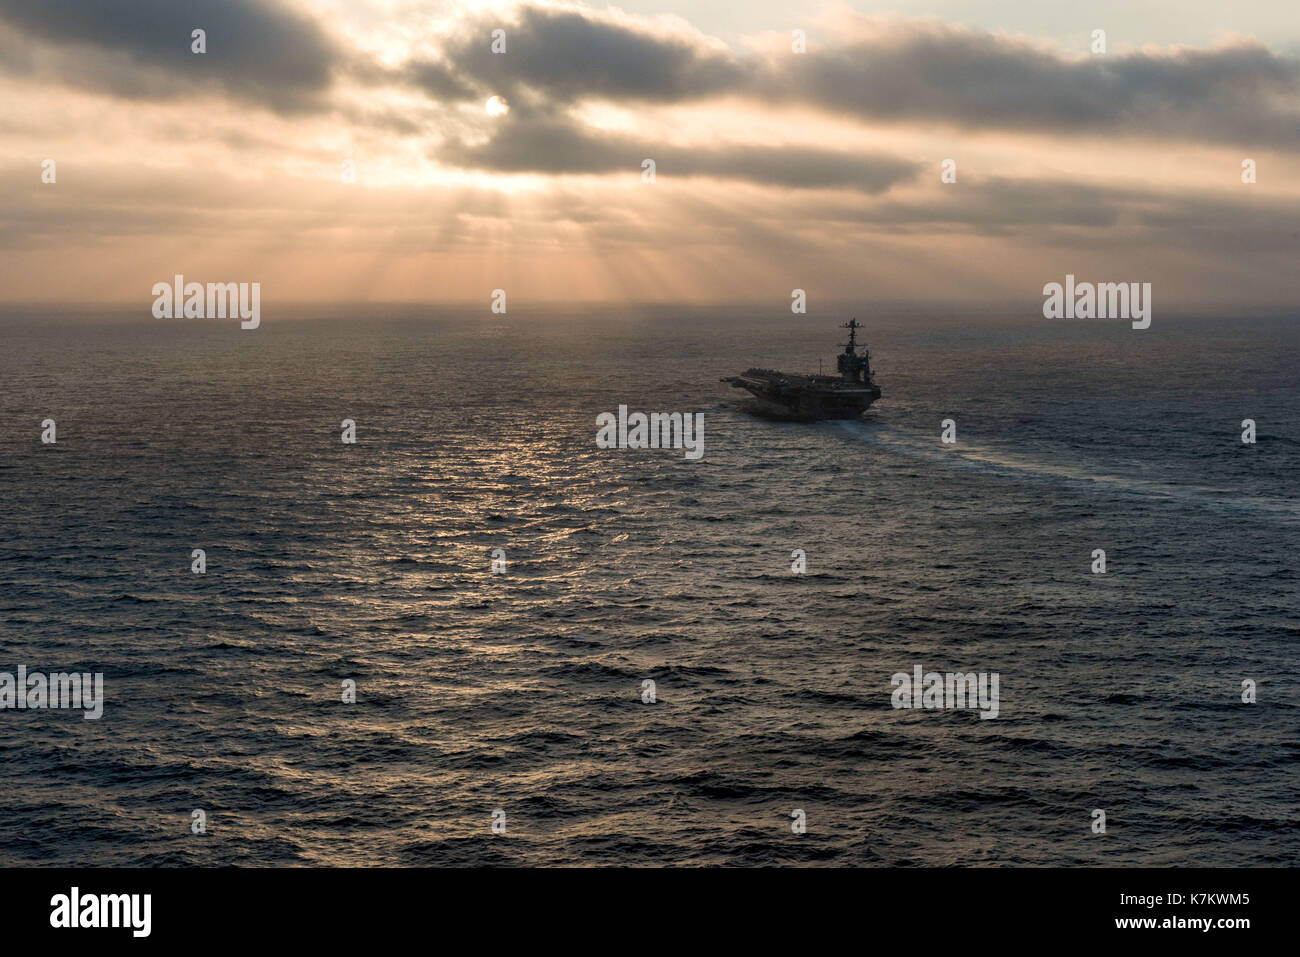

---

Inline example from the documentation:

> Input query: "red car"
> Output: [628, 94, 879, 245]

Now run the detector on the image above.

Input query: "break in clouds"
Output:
[1, 0, 1298, 304]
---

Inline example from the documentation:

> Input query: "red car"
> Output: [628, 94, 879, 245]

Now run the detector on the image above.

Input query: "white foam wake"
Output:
[834, 420, 1300, 522]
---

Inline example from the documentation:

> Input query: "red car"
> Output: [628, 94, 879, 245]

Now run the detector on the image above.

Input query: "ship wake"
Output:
[834, 420, 1300, 522]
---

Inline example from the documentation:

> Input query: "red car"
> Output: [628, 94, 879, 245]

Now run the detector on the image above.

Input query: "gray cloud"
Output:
[763, 177, 1300, 254]
[6, 159, 1290, 254]
[438, 114, 921, 192]
[780, 25, 1300, 146]
[429, 4, 743, 104]
[0, 0, 339, 111]
[403, 58, 477, 102]
[5, 1, 1296, 147]
[419, 5, 1300, 148]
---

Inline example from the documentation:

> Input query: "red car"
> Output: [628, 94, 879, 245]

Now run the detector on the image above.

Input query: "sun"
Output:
[485, 95, 509, 117]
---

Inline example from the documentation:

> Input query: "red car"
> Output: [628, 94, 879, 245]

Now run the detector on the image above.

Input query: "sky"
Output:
[1, 0, 1298, 308]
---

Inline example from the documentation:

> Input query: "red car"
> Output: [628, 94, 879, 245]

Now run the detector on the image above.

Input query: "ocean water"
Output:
[1, 306, 1297, 866]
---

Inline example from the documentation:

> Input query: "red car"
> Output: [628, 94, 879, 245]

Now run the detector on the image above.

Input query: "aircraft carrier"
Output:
[721, 319, 882, 419]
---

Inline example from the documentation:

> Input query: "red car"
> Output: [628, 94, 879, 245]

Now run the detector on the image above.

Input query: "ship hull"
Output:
[723, 372, 881, 420]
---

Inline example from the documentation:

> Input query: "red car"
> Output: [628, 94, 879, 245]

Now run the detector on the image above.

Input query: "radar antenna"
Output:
[839, 318, 862, 354]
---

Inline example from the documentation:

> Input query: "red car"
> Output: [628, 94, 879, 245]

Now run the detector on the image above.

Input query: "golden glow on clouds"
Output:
[0, 1, 1296, 306]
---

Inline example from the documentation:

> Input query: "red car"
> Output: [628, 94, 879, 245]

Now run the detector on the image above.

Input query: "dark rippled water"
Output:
[1, 306, 1297, 866]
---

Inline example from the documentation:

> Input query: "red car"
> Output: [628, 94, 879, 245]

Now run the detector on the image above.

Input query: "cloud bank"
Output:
[0, 1, 1296, 305]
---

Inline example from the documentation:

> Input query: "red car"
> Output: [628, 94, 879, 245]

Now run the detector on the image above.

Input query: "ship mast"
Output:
[836, 318, 870, 384]
[840, 318, 861, 354]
